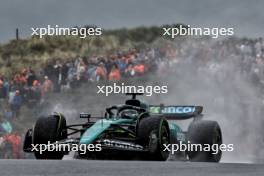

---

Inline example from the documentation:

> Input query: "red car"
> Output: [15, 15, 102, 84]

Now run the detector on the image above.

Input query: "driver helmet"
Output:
[120, 109, 138, 119]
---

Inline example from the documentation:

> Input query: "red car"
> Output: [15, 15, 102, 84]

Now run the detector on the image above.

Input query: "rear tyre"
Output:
[187, 120, 222, 162]
[137, 116, 170, 161]
[33, 114, 67, 159]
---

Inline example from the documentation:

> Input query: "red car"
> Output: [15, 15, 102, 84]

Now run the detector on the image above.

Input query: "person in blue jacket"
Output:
[10, 90, 22, 119]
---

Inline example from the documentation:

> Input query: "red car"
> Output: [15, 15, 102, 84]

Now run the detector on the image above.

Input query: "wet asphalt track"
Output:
[0, 160, 263, 176]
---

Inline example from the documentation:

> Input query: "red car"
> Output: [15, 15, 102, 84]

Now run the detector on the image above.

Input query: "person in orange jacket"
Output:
[108, 64, 121, 81]
[3, 132, 22, 159]
[133, 63, 145, 75]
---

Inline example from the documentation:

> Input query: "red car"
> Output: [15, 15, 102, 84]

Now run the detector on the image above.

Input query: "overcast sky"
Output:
[0, 0, 263, 43]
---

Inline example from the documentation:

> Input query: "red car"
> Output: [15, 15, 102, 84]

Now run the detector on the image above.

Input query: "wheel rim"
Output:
[160, 123, 170, 159]
[161, 126, 169, 145]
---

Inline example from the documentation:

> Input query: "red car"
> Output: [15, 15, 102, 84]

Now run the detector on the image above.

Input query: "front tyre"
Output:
[137, 116, 170, 161]
[33, 114, 67, 159]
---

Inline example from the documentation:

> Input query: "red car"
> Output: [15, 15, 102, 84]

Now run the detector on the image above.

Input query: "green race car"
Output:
[23, 93, 222, 162]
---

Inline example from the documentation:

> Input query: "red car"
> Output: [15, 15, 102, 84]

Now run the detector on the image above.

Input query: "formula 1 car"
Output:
[23, 93, 222, 162]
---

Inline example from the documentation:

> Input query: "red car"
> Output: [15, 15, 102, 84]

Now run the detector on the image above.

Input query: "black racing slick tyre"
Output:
[187, 120, 222, 162]
[137, 116, 170, 161]
[33, 114, 67, 159]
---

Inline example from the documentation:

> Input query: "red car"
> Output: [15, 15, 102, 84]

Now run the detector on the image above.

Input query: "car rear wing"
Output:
[149, 105, 203, 120]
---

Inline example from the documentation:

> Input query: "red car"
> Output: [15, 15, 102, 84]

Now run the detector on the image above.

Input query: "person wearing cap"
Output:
[41, 76, 53, 97]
